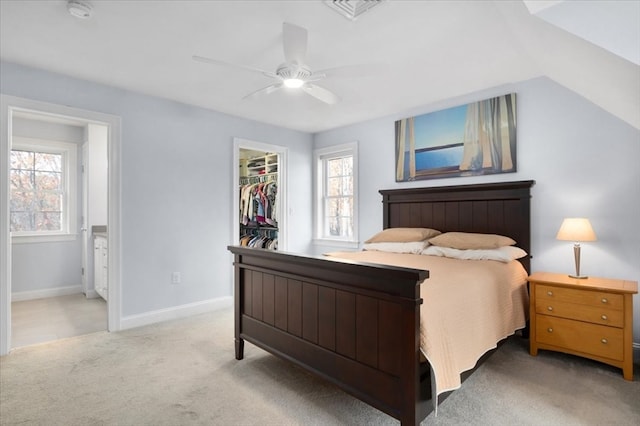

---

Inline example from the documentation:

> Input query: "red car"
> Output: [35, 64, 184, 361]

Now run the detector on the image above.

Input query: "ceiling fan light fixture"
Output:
[67, 1, 92, 19]
[283, 78, 304, 89]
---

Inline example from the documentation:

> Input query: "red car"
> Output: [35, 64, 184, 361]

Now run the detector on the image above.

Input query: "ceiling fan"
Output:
[193, 22, 341, 105]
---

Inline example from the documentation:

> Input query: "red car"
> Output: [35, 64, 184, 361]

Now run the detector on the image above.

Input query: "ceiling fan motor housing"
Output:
[277, 63, 312, 80]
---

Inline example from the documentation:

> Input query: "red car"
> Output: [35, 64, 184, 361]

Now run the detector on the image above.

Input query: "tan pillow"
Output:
[364, 227, 441, 243]
[428, 232, 515, 249]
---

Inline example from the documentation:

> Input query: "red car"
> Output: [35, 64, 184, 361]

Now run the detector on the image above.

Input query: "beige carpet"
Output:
[11, 293, 107, 348]
[1, 308, 639, 425]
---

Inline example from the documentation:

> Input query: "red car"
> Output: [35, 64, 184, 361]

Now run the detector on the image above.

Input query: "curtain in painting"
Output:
[395, 119, 407, 181]
[395, 117, 417, 181]
[459, 94, 516, 172]
[408, 116, 416, 179]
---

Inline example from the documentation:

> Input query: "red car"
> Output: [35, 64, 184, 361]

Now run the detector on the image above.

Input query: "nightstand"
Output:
[528, 272, 638, 380]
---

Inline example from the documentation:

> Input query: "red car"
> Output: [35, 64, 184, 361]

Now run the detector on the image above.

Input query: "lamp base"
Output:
[568, 274, 588, 279]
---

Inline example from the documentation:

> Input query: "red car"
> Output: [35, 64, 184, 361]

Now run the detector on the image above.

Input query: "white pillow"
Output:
[363, 241, 429, 254]
[421, 245, 528, 263]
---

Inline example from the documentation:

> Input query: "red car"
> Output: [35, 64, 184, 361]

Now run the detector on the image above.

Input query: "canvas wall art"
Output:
[395, 93, 517, 181]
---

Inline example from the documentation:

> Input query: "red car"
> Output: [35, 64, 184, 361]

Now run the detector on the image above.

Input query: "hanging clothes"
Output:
[238, 172, 278, 250]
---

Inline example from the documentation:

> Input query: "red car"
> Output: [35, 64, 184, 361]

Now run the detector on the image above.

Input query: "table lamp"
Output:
[556, 218, 597, 279]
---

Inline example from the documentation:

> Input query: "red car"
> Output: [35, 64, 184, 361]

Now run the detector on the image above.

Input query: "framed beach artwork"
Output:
[395, 93, 517, 182]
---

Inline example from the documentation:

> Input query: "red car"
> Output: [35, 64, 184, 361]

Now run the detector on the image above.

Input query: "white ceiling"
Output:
[1, 0, 638, 133]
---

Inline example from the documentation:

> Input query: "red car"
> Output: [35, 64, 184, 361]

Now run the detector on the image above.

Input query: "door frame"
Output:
[0, 95, 122, 355]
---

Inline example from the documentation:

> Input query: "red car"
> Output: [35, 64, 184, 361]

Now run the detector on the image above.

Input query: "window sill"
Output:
[12, 233, 78, 244]
[312, 239, 359, 250]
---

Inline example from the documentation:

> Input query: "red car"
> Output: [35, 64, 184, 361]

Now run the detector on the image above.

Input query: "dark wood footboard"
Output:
[228, 245, 430, 425]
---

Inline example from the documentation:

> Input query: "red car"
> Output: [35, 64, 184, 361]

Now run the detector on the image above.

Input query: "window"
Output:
[10, 137, 77, 242]
[314, 142, 358, 245]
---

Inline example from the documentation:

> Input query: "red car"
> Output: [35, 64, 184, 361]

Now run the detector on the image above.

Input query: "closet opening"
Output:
[232, 138, 288, 255]
[239, 149, 279, 250]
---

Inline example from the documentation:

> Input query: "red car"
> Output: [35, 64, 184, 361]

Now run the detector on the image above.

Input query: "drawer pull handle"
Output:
[547, 291, 553, 296]
[601, 315, 608, 321]
[601, 298, 608, 304]
[547, 306, 553, 311]
[547, 328, 553, 333]
[601, 338, 608, 344]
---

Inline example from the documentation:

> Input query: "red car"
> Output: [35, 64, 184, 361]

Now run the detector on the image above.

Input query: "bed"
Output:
[228, 180, 534, 425]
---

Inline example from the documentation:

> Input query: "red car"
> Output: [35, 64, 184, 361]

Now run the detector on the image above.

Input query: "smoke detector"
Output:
[67, 1, 92, 19]
[324, 0, 384, 21]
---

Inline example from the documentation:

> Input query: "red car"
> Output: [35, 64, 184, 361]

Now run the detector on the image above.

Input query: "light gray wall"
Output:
[11, 117, 84, 293]
[313, 76, 640, 343]
[1, 61, 313, 317]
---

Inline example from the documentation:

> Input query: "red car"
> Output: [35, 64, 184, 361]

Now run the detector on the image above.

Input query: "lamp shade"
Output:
[556, 218, 597, 242]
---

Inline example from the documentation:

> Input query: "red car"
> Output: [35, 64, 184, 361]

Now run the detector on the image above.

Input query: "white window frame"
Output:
[313, 141, 358, 248]
[10, 136, 78, 243]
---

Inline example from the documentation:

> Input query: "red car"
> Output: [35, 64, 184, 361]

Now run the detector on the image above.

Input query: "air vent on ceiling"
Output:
[324, 0, 384, 21]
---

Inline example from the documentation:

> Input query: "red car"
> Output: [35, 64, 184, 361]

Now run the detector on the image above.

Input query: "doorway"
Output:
[11, 113, 107, 348]
[232, 138, 287, 291]
[0, 95, 122, 355]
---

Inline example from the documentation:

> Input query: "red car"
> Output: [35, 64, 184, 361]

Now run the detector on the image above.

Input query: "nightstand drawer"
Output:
[537, 315, 623, 361]
[535, 298, 624, 327]
[537, 284, 623, 310]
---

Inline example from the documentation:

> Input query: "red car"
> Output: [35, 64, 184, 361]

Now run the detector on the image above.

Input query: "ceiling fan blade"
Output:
[301, 83, 340, 105]
[315, 63, 387, 79]
[305, 72, 327, 83]
[192, 55, 278, 79]
[242, 83, 284, 100]
[282, 22, 307, 65]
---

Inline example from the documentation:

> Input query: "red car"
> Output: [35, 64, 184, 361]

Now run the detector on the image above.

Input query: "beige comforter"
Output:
[325, 251, 529, 405]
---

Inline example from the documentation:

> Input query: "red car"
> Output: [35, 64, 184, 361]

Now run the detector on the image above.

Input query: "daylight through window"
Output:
[314, 142, 358, 243]
[10, 138, 76, 238]
[325, 155, 353, 238]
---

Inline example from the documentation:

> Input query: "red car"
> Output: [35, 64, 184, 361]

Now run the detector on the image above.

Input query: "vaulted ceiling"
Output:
[1, 0, 638, 132]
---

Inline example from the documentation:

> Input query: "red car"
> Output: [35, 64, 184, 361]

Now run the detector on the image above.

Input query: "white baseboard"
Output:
[12, 285, 83, 302]
[84, 289, 100, 299]
[120, 296, 233, 330]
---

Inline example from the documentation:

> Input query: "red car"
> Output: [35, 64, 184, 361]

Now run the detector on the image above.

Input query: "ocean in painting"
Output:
[402, 145, 463, 179]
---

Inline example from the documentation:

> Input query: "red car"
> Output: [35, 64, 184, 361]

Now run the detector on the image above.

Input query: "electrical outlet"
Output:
[171, 272, 181, 284]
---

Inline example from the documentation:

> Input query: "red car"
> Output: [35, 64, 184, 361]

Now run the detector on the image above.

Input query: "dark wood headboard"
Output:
[379, 180, 535, 272]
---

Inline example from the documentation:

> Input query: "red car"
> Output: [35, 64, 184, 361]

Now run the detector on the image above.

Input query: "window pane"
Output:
[342, 175, 353, 195]
[326, 197, 352, 219]
[10, 191, 35, 211]
[325, 195, 353, 237]
[327, 177, 342, 196]
[35, 212, 61, 231]
[326, 198, 340, 217]
[327, 216, 353, 237]
[341, 157, 353, 176]
[327, 216, 340, 236]
[339, 217, 352, 237]
[11, 150, 33, 169]
[327, 158, 343, 177]
[10, 170, 34, 191]
[35, 171, 62, 191]
[328, 157, 352, 176]
[10, 212, 34, 232]
[38, 193, 62, 211]
[327, 176, 353, 197]
[35, 152, 62, 172]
